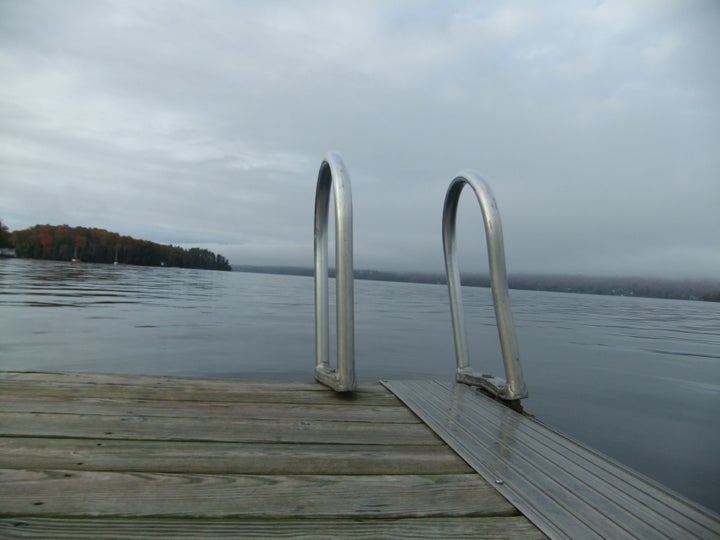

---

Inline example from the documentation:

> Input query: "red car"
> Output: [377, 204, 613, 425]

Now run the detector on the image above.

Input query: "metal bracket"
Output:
[442, 171, 527, 401]
[313, 151, 357, 392]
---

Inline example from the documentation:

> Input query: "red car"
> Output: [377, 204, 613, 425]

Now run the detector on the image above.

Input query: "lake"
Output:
[1, 257, 719, 513]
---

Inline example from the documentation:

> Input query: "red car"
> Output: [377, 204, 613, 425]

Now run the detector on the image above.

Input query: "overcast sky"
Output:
[1, 0, 718, 278]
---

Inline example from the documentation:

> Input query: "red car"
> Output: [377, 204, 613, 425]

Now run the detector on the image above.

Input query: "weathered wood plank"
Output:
[0, 438, 471, 475]
[0, 380, 398, 405]
[0, 516, 547, 539]
[384, 380, 720, 540]
[0, 412, 439, 445]
[0, 470, 518, 518]
[0, 395, 421, 423]
[0, 371, 388, 394]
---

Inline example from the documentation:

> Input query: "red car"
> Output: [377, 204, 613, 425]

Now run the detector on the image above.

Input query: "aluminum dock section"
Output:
[384, 379, 720, 539]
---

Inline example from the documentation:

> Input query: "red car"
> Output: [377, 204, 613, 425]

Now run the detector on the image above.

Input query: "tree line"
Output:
[0, 220, 12, 249]
[8, 223, 231, 271]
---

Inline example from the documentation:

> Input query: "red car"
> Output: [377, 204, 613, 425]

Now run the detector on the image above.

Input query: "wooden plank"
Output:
[0, 412, 439, 445]
[0, 470, 518, 518]
[0, 438, 472, 475]
[0, 375, 392, 396]
[0, 371, 389, 394]
[0, 395, 420, 423]
[0, 379, 398, 406]
[0, 516, 547, 539]
[383, 380, 720, 540]
[0, 516, 545, 539]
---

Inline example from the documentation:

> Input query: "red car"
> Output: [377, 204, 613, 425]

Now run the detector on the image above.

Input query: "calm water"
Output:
[1, 258, 719, 512]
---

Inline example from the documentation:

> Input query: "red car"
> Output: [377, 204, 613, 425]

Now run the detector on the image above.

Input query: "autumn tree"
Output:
[11, 224, 231, 270]
[0, 220, 12, 248]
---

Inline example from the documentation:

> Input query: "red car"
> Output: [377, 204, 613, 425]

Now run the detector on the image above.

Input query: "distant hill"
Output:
[11, 224, 231, 271]
[233, 265, 720, 302]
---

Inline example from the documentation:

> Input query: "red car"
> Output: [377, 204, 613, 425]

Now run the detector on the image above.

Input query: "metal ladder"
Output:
[442, 171, 527, 402]
[313, 152, 356, 392]
[312, 153, 527, 403]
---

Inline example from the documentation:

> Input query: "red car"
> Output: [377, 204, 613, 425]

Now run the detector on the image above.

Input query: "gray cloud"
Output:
[1, 0, 718, 278]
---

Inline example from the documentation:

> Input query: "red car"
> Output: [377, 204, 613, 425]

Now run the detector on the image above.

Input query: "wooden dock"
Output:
[0, 371, 542, 538]
[1, 371, 718, 538]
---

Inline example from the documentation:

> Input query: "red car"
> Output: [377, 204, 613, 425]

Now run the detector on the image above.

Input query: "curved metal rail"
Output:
[313, 151, 356, 392]
[442, 171, 527, 401]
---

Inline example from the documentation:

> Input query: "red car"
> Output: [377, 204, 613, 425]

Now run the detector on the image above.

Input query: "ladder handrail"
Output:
[313, 151, 356, 392]
[442, 171, 527, 401]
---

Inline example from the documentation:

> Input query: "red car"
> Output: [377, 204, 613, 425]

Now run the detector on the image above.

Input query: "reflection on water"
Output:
[1, 257, 719, 512]
[1, 258, 220, 308]
[0, 258, 314, 380]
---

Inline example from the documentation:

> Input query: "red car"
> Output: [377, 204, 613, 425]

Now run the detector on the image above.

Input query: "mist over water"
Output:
[1, 258, 719, 512]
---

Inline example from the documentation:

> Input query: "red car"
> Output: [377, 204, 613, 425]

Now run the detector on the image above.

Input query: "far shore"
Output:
[232, 264, 720, 302]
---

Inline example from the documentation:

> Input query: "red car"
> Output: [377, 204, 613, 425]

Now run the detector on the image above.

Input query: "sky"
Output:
[1, 0, 719, 278]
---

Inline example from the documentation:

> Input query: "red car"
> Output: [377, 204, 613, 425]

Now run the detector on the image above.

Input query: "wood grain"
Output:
[0, 469, 517, 518]
[0, 438, 471, 475]
[0, 516, 547, 539]
[0, 412, 439, 445]
[0, 371, 542, 538]
[0, 379, 398, 405]
[0, 371, 390, 393]
[0, 395, 420, 423]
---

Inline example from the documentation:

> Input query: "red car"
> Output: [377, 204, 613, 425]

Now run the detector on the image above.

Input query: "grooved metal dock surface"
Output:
[0, 371, 543, 539]
[384, 380, 720, 540]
